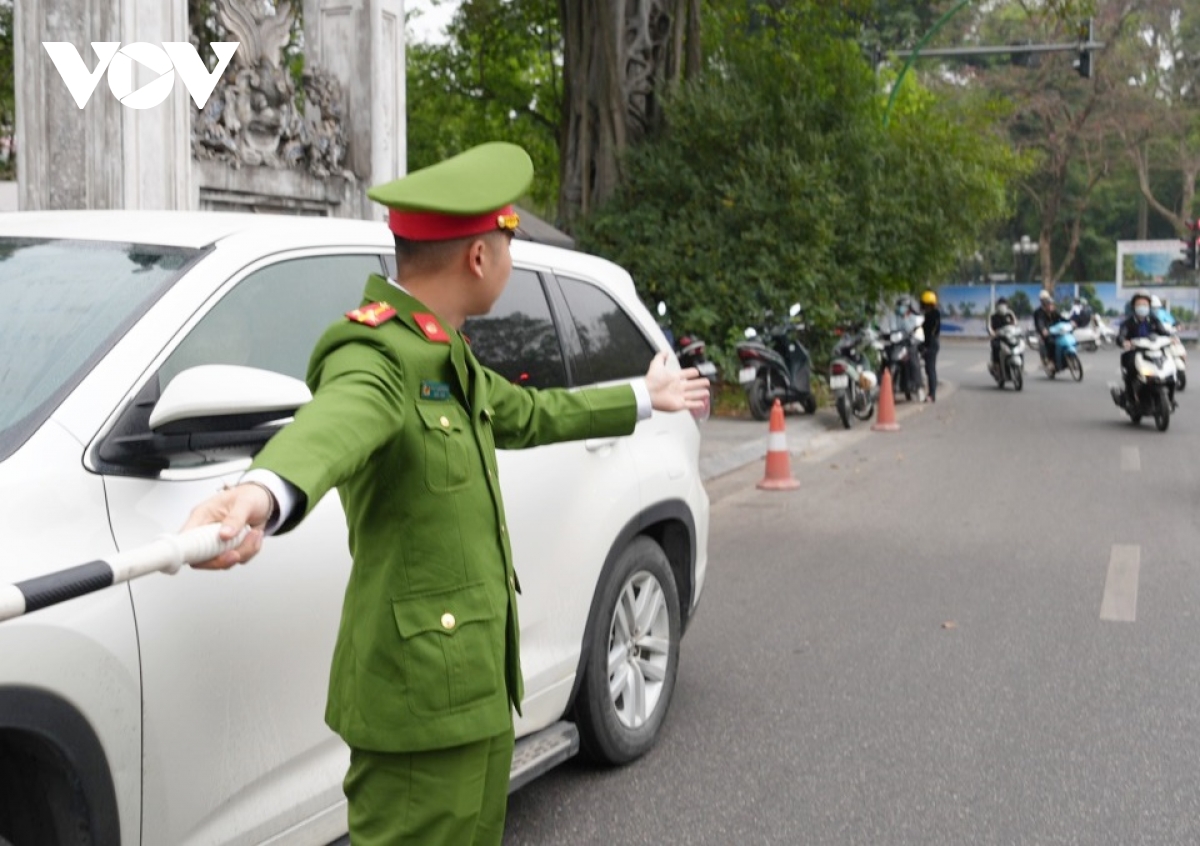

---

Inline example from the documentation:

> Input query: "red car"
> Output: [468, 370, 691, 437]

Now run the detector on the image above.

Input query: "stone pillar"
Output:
[16, 0, 193, 211]
[303, 0, 406, 221]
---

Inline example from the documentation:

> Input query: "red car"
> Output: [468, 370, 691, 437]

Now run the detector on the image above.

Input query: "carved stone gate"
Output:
[16, 0, 405, 220]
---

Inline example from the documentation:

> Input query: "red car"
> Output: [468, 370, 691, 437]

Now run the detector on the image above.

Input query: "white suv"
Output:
[0, 211, 709, 846]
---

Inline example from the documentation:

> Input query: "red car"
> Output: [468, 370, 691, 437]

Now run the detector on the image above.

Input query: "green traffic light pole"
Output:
[880, 1, 1103, 128]
[882, 0, 973, 128]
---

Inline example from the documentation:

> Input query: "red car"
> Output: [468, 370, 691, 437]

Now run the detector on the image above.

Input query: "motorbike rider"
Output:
[988, 297, 1018, 370]
[1117, 291, 1173, 406]
[1151, 295, 1176, 329]
[1033, 290, 1061, 367]
[1069, 297, 1093, 328]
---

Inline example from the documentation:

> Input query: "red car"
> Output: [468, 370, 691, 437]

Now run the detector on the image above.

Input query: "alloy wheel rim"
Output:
[605, 571, 670, 729]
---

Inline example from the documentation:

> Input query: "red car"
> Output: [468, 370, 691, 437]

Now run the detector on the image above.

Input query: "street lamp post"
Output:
[1013, 235, 1039, 283]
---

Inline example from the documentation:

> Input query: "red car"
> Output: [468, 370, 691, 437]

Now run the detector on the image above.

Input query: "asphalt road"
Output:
[503, 339, 1200, 845]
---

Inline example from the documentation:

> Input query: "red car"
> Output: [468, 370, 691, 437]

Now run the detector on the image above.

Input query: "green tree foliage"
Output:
[406, 0, 562, 218]
[576, 1, 1021, 365]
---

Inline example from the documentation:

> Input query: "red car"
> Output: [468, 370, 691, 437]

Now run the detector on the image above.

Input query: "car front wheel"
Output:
[574, 537, 681, 765]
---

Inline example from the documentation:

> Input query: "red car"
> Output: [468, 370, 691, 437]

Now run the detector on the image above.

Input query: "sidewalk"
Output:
[698, 411, 829, 482]
[698, 385, 951, 482]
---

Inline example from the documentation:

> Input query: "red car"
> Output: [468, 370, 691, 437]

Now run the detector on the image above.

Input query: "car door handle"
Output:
[585, 437, 619, 452]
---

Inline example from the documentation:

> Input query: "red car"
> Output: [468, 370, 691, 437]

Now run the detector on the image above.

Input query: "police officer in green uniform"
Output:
[182, 142, 710, 845]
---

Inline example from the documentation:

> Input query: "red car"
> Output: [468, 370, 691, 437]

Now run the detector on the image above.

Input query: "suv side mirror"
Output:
[149, 365, 311, 432]
[98, 365, 311, 474]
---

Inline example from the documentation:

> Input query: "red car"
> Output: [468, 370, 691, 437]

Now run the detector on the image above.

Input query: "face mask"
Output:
[895, 307, 906, 316]
[1135, 305, 1149, 318]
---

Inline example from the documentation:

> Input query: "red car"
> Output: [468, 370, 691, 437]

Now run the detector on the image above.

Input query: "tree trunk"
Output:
[558, 0, 701, 228]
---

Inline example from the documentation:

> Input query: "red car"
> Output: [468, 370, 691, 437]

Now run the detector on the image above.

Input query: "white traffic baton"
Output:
[0, 524, 248, 623]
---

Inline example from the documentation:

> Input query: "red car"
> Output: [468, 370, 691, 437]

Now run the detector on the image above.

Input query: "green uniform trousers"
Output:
[344, 726, 515, 845]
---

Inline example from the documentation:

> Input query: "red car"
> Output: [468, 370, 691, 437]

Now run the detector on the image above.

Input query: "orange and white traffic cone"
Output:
[757, 399, 800, 491]
[871, 368, 900, 432]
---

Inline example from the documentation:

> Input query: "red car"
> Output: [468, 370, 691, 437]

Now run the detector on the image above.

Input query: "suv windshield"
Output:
[0, 238, 199, 461]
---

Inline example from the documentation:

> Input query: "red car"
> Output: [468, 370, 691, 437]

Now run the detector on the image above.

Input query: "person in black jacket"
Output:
[919, 290, 941, 402]
[988, 297, 1018, 371]
[1032, 289, 1058, 366]
[1117, 291, 1173, 405]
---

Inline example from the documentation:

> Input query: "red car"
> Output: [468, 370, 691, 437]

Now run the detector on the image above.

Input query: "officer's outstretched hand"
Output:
[645, 351, 711, 412]
[181, 484, 272, 570]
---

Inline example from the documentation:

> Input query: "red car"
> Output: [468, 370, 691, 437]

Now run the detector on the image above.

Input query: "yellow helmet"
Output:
[920, 290, 937, 306]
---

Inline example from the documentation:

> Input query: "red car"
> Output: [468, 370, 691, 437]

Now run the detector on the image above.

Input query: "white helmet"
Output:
[1038, 290, 1052, 302]
[1150, 295, 1162, 308]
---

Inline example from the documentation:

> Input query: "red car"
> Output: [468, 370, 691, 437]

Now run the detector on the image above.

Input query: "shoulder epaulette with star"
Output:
[412, 312, 451, 343]
[346, 302, 397, 327]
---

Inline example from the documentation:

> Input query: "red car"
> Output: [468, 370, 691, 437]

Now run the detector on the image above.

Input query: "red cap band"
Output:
[388, 204, 516, 241]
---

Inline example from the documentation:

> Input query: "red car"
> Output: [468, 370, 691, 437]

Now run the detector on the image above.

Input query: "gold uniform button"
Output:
[500, 525, 507, 534]
[441, 612, 456, 630]
[439, 416, 450, 428]
[426, 322, 439, 334]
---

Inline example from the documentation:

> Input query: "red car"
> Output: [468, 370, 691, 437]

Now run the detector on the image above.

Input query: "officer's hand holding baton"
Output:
[182, 483, 273, 570]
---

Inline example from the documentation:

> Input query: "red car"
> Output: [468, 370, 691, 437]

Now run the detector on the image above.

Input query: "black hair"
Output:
[393, 232, 505, 277]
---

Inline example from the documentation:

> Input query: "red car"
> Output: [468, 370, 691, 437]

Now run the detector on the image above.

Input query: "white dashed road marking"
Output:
[1100, 545, 1140, 623]
[1121, 446, 1141, 472]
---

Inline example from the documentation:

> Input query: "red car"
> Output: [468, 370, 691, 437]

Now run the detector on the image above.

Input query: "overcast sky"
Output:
[407, 0, 461, 43]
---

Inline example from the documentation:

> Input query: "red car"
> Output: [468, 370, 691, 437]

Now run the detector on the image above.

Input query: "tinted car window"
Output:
[463, 267, 568, 389]
[160, 254, 383, 386]
[557, 275, 656, 384]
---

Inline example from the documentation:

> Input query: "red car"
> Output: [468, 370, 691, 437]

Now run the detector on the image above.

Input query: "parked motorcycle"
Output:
[987, 323, 1026, 391]
[656, 301, 717, 420]
[736, 303, 817, 421]
[1042, 320, 1083, 381]
[829, 325, 880, 428]
[877, 317, 925, 402]
[1111, 335, 1177, 431]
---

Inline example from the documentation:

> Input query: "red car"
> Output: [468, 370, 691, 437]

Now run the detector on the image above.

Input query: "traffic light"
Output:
[1074, 19, 1093, 79]
[1185, 219, 1200, 271]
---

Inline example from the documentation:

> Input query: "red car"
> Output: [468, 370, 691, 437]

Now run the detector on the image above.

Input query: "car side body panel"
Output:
[0, 422, 142, 846]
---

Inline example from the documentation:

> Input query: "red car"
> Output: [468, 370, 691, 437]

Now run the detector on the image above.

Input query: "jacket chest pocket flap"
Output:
[415, 401, 472, 493]
[393, 582, 500, 714]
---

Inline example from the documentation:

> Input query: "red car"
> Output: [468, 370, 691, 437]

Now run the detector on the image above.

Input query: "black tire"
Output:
[1068, 353, 1083, 382]
[574, 537, 681, 765]
[1010, 362, 1024, 392]
[0, 736, 91, 846]
[801, 395, 817, 415]
[1155, 387, 1171, 432]
[852, 387, 875, 421]
[836, 393, 851, 429]
[1085, 341, 1098, 352]
[1177, 370, 1186, 392]
[747, 375, 772, 421]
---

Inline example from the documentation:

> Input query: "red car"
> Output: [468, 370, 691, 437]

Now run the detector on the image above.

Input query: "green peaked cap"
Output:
[367, 142, 534, 214]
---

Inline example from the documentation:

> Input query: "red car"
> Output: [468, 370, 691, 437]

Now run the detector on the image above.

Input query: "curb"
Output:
[699, 380, 956, 483]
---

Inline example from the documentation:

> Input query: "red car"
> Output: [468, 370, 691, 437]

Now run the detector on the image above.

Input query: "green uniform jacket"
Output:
[251, 274, 638, 753]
